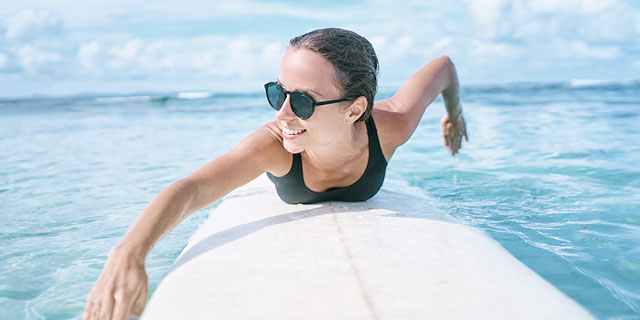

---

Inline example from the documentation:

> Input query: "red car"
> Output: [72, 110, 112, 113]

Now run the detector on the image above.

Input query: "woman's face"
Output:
[275, 47, 350, 154]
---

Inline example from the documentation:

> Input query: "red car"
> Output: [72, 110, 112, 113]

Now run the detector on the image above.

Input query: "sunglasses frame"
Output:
[264, 81, 351, 120]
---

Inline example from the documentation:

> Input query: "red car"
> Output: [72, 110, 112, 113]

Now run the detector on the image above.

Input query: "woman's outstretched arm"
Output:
[382, 55, 468, 155]
[83, 123, 286, 320]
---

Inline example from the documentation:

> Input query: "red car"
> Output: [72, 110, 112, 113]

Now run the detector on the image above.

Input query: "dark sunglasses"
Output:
[264, 81, 351, 120]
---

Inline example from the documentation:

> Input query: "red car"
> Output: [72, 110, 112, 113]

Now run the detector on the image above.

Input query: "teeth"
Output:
[283, 127, 306, 135]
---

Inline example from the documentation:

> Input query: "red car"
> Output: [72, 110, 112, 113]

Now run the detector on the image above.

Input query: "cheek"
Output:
[309, 106, 343, 130]
[305, 115, 342, 141]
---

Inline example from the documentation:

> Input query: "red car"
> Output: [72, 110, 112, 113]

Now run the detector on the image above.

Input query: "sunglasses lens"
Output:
[290, 92, 314, 119]
[266, 83, 286, 110]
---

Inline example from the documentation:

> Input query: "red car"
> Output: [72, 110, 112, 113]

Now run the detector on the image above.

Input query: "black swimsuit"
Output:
[267, 116, 388, 204]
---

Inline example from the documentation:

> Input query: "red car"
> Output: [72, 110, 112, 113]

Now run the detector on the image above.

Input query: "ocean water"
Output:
[1, 81, 639, 319]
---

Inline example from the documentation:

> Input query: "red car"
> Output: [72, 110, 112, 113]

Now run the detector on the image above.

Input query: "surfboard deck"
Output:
[141, 174, 593, 319]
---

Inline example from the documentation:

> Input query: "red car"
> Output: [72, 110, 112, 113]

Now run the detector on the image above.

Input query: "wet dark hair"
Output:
[289, 28, 379, 122]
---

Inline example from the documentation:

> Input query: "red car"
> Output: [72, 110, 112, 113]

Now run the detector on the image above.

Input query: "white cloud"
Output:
[196, 1, 351, 21]
[432, 37, 454, 53]
[78, 41, 100, 70]
[262, 42, 285, 63]
[0, 9, 65, 75]
[0, 53, 7, 70]
[460, 0, 637, 78]
[566, 41, 620, 60]
[465, 0, 637, 43]
[2, 0, 640, 96]
[73, 35, 286, 80]
[528, 0, 616, 15]
[5, 9, 63, 42]
[391, 36, 413, 59]
[466, 0, 508, 39]
[1, 0, 349, 31]
[368, 34, 421, 71]
[13, 44, 61, 74]
[369, 36, 386, 49]
[471, 40, 521, 63]
[108, 39, 143, 65]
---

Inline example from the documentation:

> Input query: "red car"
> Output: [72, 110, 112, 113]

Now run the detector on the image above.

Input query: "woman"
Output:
[83, 28, 467, 320]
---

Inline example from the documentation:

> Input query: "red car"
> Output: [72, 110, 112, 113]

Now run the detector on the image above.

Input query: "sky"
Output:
[1, 0, 639, 98]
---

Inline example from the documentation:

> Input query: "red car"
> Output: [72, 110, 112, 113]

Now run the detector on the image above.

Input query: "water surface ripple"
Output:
[1, 83, 638, 318]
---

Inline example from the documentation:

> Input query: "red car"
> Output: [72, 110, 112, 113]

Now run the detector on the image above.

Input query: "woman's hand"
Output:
[440, 112, 468, 156]
[83, 249, 149, 320]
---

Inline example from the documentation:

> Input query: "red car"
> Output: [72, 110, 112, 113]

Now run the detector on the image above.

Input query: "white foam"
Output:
[94, 95, 152, 103]
[176, 91, 212, 99]
[569, 79, 624, 87]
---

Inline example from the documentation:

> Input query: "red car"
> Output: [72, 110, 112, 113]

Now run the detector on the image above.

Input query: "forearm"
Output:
[441, 61, 462, 120]
[111, 179, 197, 261]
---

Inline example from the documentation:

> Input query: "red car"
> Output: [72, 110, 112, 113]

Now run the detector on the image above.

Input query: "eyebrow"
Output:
[276, 79, 324, 98]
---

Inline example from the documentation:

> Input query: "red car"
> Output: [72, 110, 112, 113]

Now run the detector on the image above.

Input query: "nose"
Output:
[275, 94, 296, 121]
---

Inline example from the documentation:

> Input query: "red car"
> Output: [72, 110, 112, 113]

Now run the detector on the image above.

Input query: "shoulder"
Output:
[180, 122, 291, 205]
[231, 121, 292, 177]
[370, 99, 410, 161]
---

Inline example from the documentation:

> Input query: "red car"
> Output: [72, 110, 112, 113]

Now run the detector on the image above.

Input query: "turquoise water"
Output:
[1, 81, 639, 319]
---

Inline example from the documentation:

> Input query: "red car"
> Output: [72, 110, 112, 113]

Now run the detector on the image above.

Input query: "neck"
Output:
[303, 121, 367, 172]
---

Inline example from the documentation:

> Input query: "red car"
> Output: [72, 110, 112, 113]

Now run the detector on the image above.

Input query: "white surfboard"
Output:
[142, 174, 593, 319]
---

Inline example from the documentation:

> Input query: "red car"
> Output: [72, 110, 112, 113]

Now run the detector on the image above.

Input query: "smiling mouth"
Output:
[282, 128, 307, 136]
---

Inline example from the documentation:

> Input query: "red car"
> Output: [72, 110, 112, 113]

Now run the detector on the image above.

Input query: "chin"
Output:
[283, 141, 305, 154]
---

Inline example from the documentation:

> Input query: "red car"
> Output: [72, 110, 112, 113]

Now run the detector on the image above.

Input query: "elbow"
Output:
[175, 177, 198, 194]
[436, 55, 456, 78]
[437, 54, 454, 67]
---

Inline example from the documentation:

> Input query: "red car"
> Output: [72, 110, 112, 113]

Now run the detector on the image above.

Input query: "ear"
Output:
[344, 96, 368, 124]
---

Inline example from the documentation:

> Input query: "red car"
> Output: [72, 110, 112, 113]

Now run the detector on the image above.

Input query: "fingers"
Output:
[113, 279, 148, 320]
[83, 265, 146, 320]
[442, 120, 452, 149]
[453, 134, 462, 155]
[440, 113, 449, 126]
[84, 280, 107, 320]
[83, 296, 99, 320]
[135, 284, 149, 315]
[447, 126, 463, 156]
[441, 113, 467, 156]
[99, 287, 116, 320]
[461, 116, 469, 142]
[88, 287, 142, 320]
[112, 301, 128, 320]
[440, 114, 449, 140]
[112, 290, 133, 320]
[441, 113, 468, 156]
[449, 136, 459, 156]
